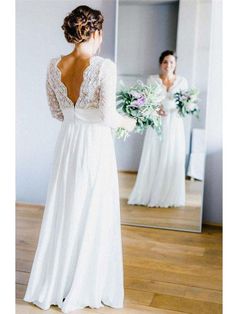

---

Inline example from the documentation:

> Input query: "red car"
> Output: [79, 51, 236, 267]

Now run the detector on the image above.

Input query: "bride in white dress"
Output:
[128, 50, 188, 207]
[23, 5, 135, 313]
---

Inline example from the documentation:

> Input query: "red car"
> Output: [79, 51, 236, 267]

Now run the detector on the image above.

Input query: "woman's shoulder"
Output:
[148, 74, 160, 80]
[147, 74, 161, 84]
[93, 56, 117, 75]
[147, 74, 160, 82]
[48, 55, 115, 68]
[46, 56, 60, 74]
[46, 56, 60, 79]
[48, 56, 60, 66]
[95, 56, 116, 67]
[176, 75, 188, 83]
[175, 75, 188, 88]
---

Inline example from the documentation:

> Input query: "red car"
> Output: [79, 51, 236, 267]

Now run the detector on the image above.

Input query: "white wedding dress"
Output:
[24, 55, 127, 313]
[128, 74, 188, 207]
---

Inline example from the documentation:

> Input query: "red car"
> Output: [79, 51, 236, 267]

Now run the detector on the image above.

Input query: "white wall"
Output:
[117, 2, 179, 77]
[16, 0, 116, 204]
[176, 0, 197, 161]
[203, 0, 222, 224]
[176, 0, 212, 170]
[177, 0, 222, 224]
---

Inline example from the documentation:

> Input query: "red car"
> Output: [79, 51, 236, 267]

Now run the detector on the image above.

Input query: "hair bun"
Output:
[61, 5, 104, 44]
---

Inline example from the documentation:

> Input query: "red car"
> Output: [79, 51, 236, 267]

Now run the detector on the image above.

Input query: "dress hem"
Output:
[128, 201, 185, 208]
[23, 297, 124, 313]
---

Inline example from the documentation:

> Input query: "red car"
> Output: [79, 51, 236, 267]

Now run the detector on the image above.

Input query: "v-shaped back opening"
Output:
[55, 55, 96, 108]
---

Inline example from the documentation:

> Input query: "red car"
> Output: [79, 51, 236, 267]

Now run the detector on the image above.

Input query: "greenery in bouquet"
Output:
[115, 80, 165, 139]
[174, 88, 200, 118]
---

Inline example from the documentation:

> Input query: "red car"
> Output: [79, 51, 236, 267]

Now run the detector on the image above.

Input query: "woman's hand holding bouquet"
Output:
[115, 80, 165, 140]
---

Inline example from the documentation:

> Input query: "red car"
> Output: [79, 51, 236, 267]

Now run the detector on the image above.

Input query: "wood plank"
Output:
[150, 293, 222, 314]
[118, 172, 203, 231]
[124, 278, 222, 304]
[124, 265, 221, 290]
[16, 200, 222, 313]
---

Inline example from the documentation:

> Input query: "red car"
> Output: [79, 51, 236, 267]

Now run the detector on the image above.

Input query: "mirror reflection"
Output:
[116, 0, 206, 232]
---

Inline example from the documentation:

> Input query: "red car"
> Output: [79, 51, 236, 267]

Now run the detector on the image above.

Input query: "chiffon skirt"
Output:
[128, 112, 186, 207]
[23, 114, 124, 313]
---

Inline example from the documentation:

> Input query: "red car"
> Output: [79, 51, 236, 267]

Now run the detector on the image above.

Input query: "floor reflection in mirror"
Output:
[119, 172, 203, 232]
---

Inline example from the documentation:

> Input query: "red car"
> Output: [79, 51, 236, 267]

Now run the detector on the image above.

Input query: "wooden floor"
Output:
[119, 173, 203, 232]
[16, 203, 222, 314]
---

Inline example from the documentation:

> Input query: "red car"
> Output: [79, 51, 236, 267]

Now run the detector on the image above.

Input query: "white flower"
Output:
[130, 90, 141, 98]
[185, 102, 197, 111]
[190, 94, 198, 102]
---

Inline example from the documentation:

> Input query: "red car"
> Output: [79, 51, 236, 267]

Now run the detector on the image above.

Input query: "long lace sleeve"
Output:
[46, 65, 64, 121]
[99, 59, 132, 129]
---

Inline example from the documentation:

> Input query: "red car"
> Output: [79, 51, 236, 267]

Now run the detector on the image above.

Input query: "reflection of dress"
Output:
[128, 74, 188, 207]
[24, 55, 127, 313]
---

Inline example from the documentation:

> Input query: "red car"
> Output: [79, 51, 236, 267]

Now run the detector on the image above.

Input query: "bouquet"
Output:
[116, 80, 165, 139]
[174, 88, 200, 118]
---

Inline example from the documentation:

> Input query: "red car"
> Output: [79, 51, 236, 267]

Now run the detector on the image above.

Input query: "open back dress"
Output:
[23, 55, 125, 313]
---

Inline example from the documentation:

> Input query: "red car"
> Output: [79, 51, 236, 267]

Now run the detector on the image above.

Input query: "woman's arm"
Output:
[147, 75, 167, 116]
[46, 64, 64, 121]
[99, 59, 135, 131]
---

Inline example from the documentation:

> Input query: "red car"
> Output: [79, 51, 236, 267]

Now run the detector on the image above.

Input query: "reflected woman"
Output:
[128, 50, 188, 207]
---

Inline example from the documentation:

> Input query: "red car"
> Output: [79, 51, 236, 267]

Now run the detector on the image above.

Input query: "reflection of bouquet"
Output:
[174, 88, 200, 118]
[116, 80, 165, 139]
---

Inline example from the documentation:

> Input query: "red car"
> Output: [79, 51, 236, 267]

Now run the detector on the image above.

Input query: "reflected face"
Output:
[160, 55, 176, 75]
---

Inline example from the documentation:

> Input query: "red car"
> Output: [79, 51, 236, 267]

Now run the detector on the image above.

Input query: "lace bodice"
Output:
[147, 75, 188, 113]
[46, 55, 127, 129]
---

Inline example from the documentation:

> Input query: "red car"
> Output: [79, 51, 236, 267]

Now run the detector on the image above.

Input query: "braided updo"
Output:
[61, 5, 104, 44]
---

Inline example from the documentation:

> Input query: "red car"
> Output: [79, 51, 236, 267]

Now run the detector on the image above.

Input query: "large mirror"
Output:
[115, 0, 207, 232]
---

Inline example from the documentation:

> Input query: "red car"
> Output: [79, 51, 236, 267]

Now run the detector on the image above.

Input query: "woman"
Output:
[128, 50, 188, 207]
[23, 5, 136, 313]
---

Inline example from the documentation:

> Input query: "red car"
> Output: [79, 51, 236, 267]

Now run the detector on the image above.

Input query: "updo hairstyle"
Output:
[61, 5, 104, 44]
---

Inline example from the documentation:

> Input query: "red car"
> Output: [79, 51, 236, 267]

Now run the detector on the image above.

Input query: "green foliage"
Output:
[115, 80, 165, 139]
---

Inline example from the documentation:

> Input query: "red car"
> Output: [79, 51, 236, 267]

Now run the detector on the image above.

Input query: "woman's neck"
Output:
[67, 42, 95, 60]
[159, 73, 176, 81]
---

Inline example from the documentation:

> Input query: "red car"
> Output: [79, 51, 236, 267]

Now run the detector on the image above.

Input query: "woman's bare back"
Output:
[57, 55, 91, 106]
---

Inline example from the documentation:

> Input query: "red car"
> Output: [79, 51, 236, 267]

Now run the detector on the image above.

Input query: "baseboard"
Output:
[16, 201, 44, 208]
[118, 170, 137, 174]
[16, 202, 223, 229]
[202, 222, 222, 228]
